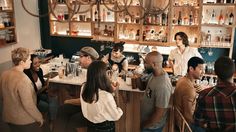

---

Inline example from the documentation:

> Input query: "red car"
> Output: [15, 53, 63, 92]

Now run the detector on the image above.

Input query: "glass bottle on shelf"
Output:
[135, 29, 140, 41]
[124, 27, 129, 39]
[224, 11, 229, 25]
[118, 26, 124, 39]
[108, 26, 113, 36]
[124, 12, 130, 23]
[64, 10, 69, 20]
[131, 12, 135, 23]
[174, 0, 179, 5]
[94, 10, 98, 21]
[229, 12, 234, 25]
[103, 25, 108, 36]
[143, 31, 146, 41]
[183, 10, 189, 25]
[177, 11, 182, 25]
[107, 10, 113, 21]
[146, 13, 152, 24]
[210, 9, 217, 24]
[102, 8, 106, 22]
[155, 14, 161, 25]
[219, 30, 224, 43]
[203, 9, 210, 24]
[162, 12, 167, 26]
[129, 29, 135, 40]
[172, 14, 177, 25]
[189, 10, 193, 25]
[135, 13, 140, 23]
[118, 13, 123, 23]
[206, 30, 211, 44]
[218, 10, 224, 25]
[194, 10, 198, 25]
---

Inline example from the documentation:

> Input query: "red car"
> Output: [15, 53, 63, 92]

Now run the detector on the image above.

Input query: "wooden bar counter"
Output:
[48, 73, 144, 132]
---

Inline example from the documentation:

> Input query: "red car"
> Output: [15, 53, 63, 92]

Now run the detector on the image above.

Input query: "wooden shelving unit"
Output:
[0, 0, 17, 48]
[48, 0, 236, 57]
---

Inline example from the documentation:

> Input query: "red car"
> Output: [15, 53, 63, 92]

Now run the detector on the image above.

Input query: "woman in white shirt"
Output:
[168, 32, 202, 76]
[80, 60, 123, 132]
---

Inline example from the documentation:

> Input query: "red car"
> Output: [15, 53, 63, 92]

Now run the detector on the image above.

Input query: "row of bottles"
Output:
[94, 8, 114, 22]
[173, 10, 198, 25]
[118, 25, 167, 42]
[0, 30, 15, 44]
[0, 0, 12, 10]
[102, 25, 114, 37]
[143, 26, 167, 42]
[118, 26, 138, 40]
[204, 0, 235, 3]
[174, 0, 199, 6]
[202, 30, 231, 47]
[118, 12, 140, 24]
[0, 13, 13, 28]
[144, 12, 168, 26]
[202, 9, 234, 25]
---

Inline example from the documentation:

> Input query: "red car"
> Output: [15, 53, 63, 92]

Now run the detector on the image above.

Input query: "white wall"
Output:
[0, 0, 41, 64]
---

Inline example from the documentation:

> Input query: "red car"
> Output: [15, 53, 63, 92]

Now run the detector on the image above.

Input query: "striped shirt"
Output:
[194, 81, 236, 131]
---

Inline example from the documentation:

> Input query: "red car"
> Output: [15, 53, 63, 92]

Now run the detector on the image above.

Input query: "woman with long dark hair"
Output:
[80, 60, 123, 132]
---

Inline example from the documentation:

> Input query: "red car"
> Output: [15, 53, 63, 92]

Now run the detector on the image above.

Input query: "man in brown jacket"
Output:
[174, 57, 204, 131]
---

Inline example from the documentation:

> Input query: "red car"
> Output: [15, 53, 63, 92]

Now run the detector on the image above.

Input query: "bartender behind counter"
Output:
[102, 42, 128, 74]
[168, 32, 202, 76]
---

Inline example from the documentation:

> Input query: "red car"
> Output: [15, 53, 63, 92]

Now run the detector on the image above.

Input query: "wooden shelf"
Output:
[0, 10, 13, 13]
[117, 22, 140, 25]
[0, 0, 17, 48]
[172, 25, 199, 27]
[50, 20, 71, 23]
[48, 0, 236, 58]
[173, 5, 200, 8]
[200, 44, 231, 49]
[202, 3, 236, 6]
[92, 21, 115, 24]
[0, 26, 15, 31]
[0, 41, 16, 48]
[70, 21, 91, 23]
[201, 24, 235, 27]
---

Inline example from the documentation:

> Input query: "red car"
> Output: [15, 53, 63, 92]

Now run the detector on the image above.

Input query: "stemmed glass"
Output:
[207, 48, 213, 56]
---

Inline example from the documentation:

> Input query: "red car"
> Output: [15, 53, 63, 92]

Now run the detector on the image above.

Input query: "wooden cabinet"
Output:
[48, 0, 236, 57]
[200, 1, 236, 57]
[0, 0, 17, 48]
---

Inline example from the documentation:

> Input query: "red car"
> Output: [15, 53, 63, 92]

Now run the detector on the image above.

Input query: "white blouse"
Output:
[35, 78, 42, 90]
[168, 47, 202, 76]
[80, 86, 123, 123]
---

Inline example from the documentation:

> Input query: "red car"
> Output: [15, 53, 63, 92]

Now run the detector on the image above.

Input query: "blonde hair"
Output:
[11, 47, 29, 66]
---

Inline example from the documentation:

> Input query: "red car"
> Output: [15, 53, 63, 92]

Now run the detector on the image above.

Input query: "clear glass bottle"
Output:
[189, 10, 193, 25]
[206, 30, 211, 44]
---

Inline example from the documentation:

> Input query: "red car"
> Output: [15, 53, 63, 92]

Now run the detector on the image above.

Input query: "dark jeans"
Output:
[8, 122, 50, 132]
[37, 93, 49, 113]
[87, 121, 115, 132]
[53, 104, 88, 132]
